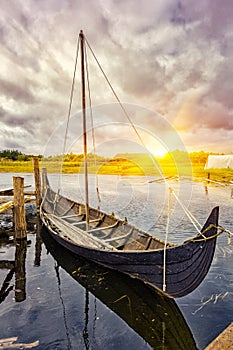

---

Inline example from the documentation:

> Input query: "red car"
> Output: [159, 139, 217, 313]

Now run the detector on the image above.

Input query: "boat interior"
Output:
[43, 188, 175, 252]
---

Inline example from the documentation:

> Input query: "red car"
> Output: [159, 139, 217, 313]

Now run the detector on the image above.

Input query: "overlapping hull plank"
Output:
[41, 179, 219, 298]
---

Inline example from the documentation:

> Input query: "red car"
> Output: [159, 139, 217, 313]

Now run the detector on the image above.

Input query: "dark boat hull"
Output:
[47, 208, 218, 298]
[41, 179, 219, 298]
[42, 228, 198, 350]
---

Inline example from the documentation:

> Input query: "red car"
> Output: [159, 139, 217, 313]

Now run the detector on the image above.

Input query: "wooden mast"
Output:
[80, 30, 90, 230]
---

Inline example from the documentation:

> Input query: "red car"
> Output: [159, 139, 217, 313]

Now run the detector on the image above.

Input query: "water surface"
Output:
[0, 173, 232, 349]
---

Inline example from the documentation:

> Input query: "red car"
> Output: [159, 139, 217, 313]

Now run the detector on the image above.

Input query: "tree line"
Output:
[0, 148, 222, 165]
[0, 149, 42, 161]
[0, 150, 107, 163]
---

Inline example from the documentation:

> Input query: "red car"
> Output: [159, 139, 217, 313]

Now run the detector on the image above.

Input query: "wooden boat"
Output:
[42, 228, 198, 350]
[40, 30, 219, 298]
[41, 172, 219, 298]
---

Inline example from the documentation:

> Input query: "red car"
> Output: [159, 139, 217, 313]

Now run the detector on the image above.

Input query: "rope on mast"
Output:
[85, 39, 145, 146]
[84, 40, 101, 210]
[84, 37, 164, 179]
[58, 35, 80, 192]
[80, 30, 90, 231]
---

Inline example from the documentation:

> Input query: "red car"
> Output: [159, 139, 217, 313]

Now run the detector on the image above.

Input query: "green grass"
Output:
[0, 159, 232, 183]
[203, 168, 233, 182]
[0, 160, 33, 172]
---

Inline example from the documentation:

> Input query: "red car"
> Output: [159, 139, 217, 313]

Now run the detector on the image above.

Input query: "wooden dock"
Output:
[205, 323, 233, 349]
[0, 185, 31, 196]
[0, 159, 43, 305]
[0, 158, 41, 237]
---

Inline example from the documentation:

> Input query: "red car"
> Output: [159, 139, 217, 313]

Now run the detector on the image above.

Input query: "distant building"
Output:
[204, 155, 233, 169]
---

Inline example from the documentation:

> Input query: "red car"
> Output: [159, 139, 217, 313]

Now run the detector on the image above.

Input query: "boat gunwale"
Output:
[42, 185, 179, 251]
[40, 173, 219, 297]
[41, 195, 218, 256]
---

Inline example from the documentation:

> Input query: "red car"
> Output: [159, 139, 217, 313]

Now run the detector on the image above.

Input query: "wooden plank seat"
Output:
[60, 214, 83, 219]
[70, 218, 101, 226]
[104, 227, 134, 243]
[44, 213, 118, 250]
[87, 221, 119, 233]
[67, 214, 105, 227]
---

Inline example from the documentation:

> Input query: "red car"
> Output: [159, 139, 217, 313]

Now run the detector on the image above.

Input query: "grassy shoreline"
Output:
[0, 160, 233, 183]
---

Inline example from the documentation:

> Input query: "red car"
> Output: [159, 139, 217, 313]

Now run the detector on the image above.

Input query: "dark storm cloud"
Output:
[0, 0, 232, 155]
[0, 78, 35, 104]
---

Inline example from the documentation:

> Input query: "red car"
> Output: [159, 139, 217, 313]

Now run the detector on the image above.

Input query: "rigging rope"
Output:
[84, 33, 233, 250]
[163, 188, 172, 292]
[53, 31, 233, 249]
[58, 31, 165, 206]
[85, 37, 164, 179]
[84, 40, 101, 209]
[169, 187, 205, 237]
[218, 225, 233, 245]
[58, 35, 80, 192]
[56, 33, 102, 209]
[169, 187, 233, 244]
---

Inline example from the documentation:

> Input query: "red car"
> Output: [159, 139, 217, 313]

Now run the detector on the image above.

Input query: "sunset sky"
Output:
[0, 0, 233, 157]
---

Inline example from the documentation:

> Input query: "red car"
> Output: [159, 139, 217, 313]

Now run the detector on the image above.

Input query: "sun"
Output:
[142, 131, 168, 158]
[151, 147, 167, 158]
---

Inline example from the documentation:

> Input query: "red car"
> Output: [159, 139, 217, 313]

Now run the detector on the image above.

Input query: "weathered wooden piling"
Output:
[41, 167, 47, 197]
[33, 157, 41, 212]
[13, 177, 26, 240]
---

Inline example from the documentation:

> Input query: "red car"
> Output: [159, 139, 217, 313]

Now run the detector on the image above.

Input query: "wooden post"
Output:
[33, 157, 41, 212]
[80, 30, 90, 231]
[41, 168, 47, 197]
[13, 177, 26, 240]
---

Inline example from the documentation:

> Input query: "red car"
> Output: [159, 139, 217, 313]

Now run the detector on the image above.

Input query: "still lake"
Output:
[0, 173, 232, 350]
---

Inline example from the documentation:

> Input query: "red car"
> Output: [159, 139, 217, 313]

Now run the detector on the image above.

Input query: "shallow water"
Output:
[0, 173, 232, 349]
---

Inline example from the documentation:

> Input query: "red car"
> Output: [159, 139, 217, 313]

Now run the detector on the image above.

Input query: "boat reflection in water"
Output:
[42, 229, 197, 350]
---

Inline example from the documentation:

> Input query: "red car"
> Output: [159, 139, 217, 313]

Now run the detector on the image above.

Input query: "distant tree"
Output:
[190, 151, 209, 165]
[0, 149, 36, 161]
[0, 149, 22, 160]
[18, 154, 31, 161]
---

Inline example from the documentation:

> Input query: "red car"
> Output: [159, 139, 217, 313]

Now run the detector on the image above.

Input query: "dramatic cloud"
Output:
[0, 0, 232, 155]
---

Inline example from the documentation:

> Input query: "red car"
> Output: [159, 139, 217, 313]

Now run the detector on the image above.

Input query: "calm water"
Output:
[0, 173, 232, 349]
